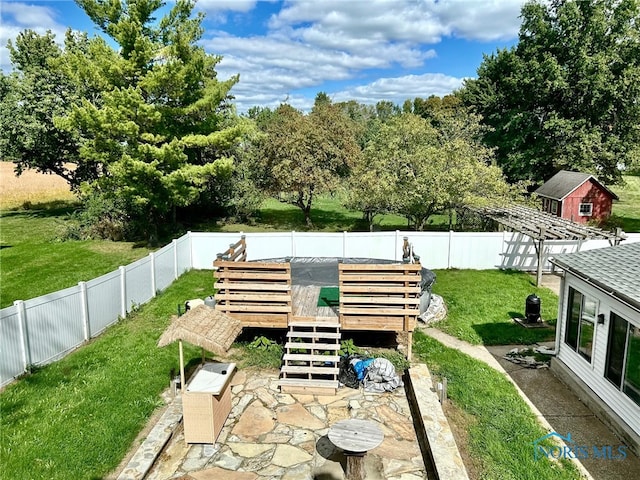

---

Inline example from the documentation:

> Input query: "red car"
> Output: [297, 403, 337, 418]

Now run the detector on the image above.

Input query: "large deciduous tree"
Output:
[0, 31, 84, 186]
[348, 112, 520, 231]
[462, 0, 640, 185]
[55, 0, 248, 240]
[257, 102, 360, 226]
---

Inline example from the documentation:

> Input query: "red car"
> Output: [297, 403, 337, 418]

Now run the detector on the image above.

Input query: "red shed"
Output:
[534, 170, 618, 224]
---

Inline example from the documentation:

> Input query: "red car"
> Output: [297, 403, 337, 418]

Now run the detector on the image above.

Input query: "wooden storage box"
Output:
[183, 362, 235, 444]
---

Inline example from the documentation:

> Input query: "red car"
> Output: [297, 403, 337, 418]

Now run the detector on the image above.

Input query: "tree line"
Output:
[1, 0, 638, 241]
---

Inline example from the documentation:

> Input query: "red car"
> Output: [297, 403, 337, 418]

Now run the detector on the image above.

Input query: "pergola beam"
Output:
[468, 205, 624, 286]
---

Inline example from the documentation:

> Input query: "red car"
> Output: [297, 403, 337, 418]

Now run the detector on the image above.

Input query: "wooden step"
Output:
[285, 342, 341, 351]
[288, 321, 340, 328]
[278, 378, 339, 395]
[286, 331, 341, 339]
[281, 365, 339, 375]
[283, 354, 340, 362]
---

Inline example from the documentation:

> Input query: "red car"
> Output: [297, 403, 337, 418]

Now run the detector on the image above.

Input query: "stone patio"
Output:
[145, 368, 427, 480]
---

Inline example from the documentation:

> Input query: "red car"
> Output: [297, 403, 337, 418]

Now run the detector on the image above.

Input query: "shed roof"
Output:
[551, 242, 640, 312]
[535, 170, 619, 201]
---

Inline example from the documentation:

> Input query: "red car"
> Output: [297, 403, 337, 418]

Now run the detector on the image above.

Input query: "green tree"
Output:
[0, 31, 84, 187]
[57, 0, 248, 240]
[257, 103, 360, 226]
[462, 0, 640, 185]
[350, 113, 519, 230]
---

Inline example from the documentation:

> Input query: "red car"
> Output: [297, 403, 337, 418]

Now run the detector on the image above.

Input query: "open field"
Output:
[611, 175, 640, 233]
[0, 162, 76, 210]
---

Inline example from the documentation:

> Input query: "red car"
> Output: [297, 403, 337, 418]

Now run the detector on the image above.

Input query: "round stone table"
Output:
[328, 419, 384, 480]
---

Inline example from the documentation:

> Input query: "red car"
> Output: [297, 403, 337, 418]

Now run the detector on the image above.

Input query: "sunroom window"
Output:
[606, 313, 640, 406]
[564, 287, 597, 362]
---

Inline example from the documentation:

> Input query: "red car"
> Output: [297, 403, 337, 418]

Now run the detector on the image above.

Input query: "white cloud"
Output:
[203, 0, 523, 110]
[332, 73, 466, 106]
[197, 0, 259, 12]
[0, 2, 67, 71]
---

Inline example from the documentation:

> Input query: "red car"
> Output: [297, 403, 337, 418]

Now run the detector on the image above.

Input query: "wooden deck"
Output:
[291, 285, 339, 323]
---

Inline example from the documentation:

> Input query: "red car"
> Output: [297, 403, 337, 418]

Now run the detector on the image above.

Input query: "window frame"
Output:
[551, 200, 558, 214]
[605, 312, 640, 407]
[579, 203, 593, 217]
[564, 287, 597, 363]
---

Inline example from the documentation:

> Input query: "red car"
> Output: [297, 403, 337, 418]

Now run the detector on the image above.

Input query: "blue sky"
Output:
[0, 0, 526, 112]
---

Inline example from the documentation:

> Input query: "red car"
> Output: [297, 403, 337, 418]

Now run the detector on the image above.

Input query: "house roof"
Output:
[535, 170, 619, 201]
[551, 242, 640, 312]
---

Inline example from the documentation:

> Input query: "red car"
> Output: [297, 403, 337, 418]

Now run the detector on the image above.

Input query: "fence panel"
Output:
[448, 232, 504, 269]
[154, 244, 175, 292]
[191, 232, 241, 269]
[86, 270, 122, 336]
[23, 286, 85, 365]
[175, 234, 191, 274]
[293, 232, 344, 257]
[125, 257, 153, 312]
[0, 305, 24, 386]
[407, 232, 451, 268]
[344, 231, 398, 260]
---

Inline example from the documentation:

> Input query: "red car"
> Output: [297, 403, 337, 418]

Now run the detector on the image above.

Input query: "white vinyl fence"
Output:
[2, 230, 638, 387]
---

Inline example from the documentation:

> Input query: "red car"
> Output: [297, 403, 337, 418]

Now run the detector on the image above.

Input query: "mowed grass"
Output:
[413, 331, 580, 480]
[196, 196, 451, 232]
[0, 270, 211, 480]
[611, 175, 640, 233]
[0, 210, 152, 308]
[431, 269, 558, 345]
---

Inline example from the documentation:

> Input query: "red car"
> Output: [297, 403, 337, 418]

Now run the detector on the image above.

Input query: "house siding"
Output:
[561, 179, 614, 224]
[557, 274, 640, 438]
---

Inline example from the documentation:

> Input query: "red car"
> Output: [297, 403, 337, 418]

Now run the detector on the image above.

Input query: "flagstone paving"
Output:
[145, 369, 426, 480]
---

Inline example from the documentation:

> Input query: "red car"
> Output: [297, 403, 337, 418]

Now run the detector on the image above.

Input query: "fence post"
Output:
[395, 230, 400, 261]
[291, 230, 296, 257]
[119, 266, 127, 318]
[150, 252, 157, 298]
[447, 230, 453, 269]
[79, 281, 91, 340]
[172, 239, 179, 279]
[343, 231, 347, 258]
[187, 231, 193, 270]
[14, 300, 31, 373]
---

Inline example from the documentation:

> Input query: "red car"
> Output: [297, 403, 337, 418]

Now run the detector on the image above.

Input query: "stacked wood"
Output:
[213, 260, 292, 328]
[338, 263, 422, 332]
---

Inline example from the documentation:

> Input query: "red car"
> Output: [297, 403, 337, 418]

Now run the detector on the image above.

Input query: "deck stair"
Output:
[279, 321, 341, 395]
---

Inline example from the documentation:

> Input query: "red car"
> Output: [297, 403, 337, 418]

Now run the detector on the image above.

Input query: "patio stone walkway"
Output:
[146, 369, 426, 480]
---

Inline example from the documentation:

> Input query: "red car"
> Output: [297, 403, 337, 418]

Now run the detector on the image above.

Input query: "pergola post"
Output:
[535, 228, 545, 287]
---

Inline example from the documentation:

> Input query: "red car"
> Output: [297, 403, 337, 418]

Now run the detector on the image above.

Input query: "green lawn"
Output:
[0, 270, 211, 480]
[194, 196, 451, 232]
[0, 208, 152, 308]
[610, 175, 640, 233]
[431, 269, 558, 345]
[413, 331, 580, 480]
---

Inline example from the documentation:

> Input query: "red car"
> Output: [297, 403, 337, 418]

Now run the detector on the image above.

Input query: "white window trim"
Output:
[551, 200, 558, 214]
[579, 203, 593, 216]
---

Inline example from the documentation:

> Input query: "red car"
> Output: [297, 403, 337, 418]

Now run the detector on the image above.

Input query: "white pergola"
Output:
[470, 205, 625, 286]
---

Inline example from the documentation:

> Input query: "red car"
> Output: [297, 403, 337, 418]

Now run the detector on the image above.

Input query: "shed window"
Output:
[606, 313, 640, 406]
[579, 203, 593, 216]
[564, 287, 597, 362]
[551, 200, 558, 214]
